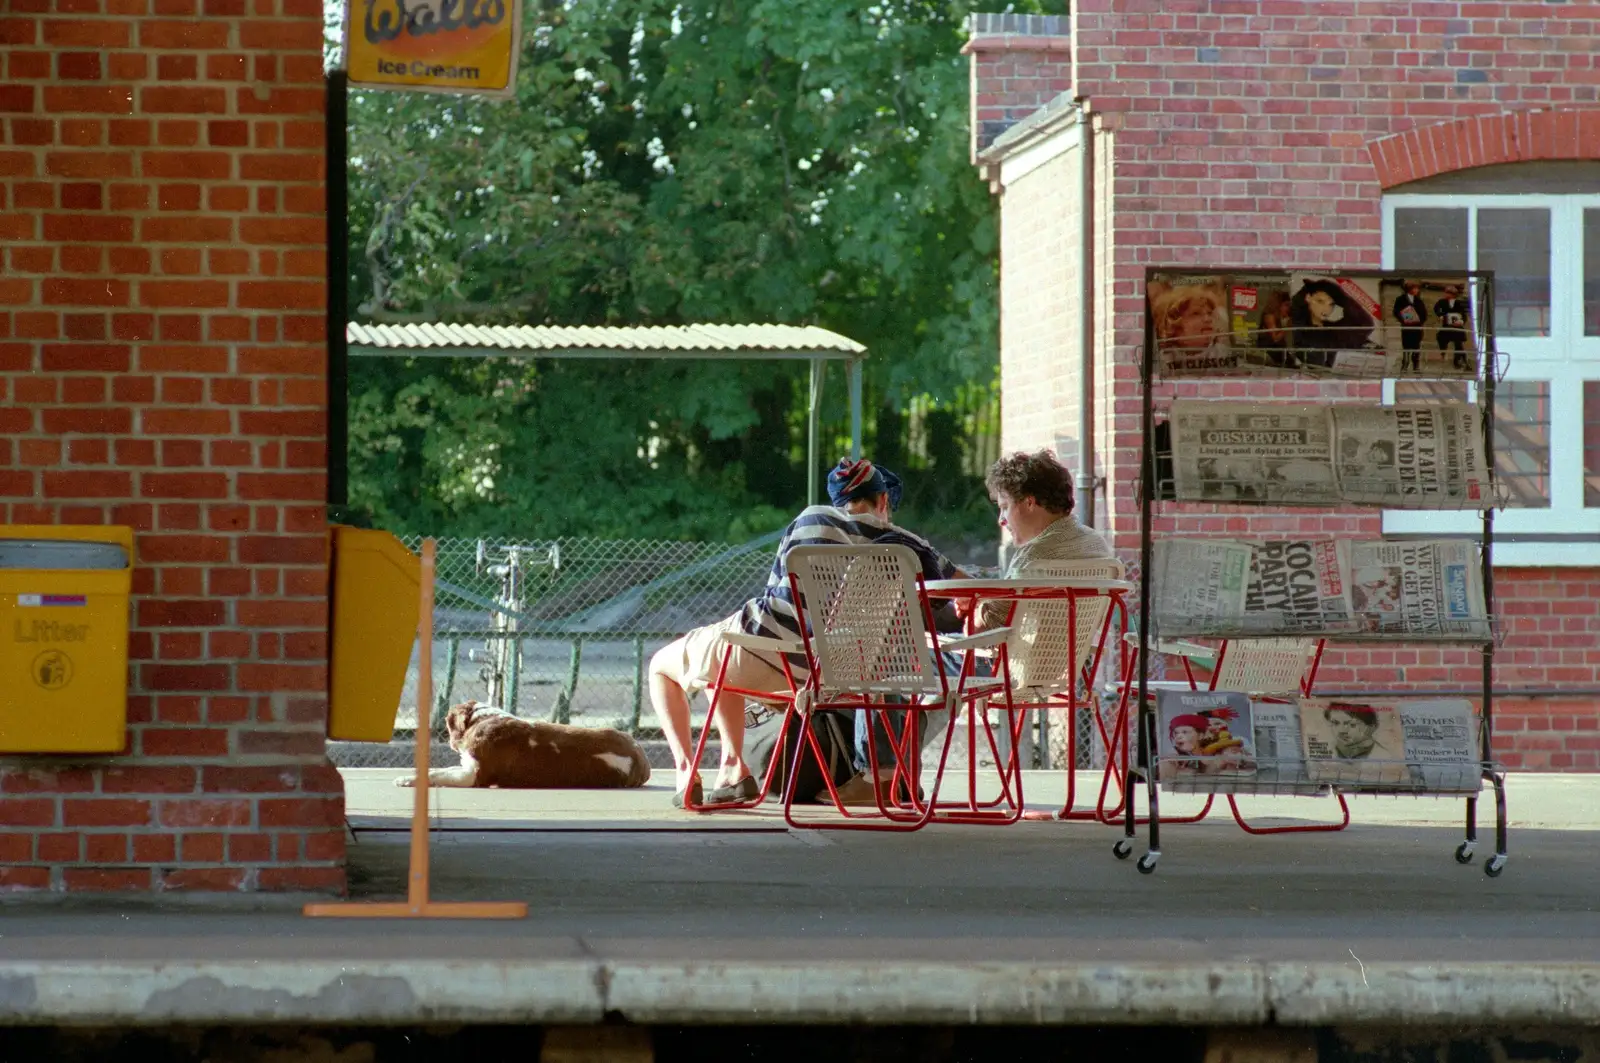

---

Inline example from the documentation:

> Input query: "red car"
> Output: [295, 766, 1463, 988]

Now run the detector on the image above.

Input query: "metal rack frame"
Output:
[1121, 267, 1509, 877]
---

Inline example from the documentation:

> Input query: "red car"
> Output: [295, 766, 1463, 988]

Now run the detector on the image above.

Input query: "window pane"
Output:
[1585, 209, 1600, 337]
[1394, 208, 1468, 272]
[1394, 381, 1470, 404]
[1494, 381, 1551, 508]
[1477, 208, 1551, 338]
[1587, 382, 1600, 507]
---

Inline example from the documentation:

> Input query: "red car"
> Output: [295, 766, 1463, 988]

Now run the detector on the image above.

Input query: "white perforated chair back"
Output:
[1002, 558, 1126, 695]
[785, 544, 942, 697]
[1210, 637, 1317, 695]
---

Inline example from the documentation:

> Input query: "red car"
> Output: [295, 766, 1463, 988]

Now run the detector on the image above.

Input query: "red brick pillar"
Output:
[0, 1, 343, 894]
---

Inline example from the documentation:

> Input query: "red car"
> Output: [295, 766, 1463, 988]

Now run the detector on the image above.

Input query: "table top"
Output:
[922, 577, 1132, 597]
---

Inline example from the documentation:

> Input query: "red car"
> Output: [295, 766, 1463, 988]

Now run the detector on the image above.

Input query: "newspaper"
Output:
[1153, 539, 1355, 635]
[1250, 699, 1315, 789]
[1333, 404, 1490, 507]
[1168, 402, 1340, 505]
[1244, 540, 1354, 633]
[1345, 539, 1489, 639]
[1166, 401, 1490, 508]
[1154, 537, 1485, 639]
[1397, 698, 1482, 791]
[1299, 698, 1410, 786]
[1156, 690, 1256, 782]
[1151, 539, 1250, 632]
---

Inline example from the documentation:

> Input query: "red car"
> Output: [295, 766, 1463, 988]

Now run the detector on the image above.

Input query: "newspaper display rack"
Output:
[1121, 268, 1508, 877]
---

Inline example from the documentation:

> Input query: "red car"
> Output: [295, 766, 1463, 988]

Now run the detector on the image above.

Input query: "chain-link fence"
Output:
[329, 531, 1115, 772]
[332, 532, 780, 768]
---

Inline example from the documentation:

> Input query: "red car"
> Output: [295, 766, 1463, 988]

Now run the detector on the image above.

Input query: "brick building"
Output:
[967, 6, 1600, 769]
[1, 2, 343, 891]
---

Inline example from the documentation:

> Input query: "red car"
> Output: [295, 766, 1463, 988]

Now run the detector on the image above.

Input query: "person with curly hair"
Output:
[975, 450, 1113, 629]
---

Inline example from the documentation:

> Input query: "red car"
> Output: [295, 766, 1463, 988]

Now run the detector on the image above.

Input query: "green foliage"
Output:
[345, 0, 1044, 547]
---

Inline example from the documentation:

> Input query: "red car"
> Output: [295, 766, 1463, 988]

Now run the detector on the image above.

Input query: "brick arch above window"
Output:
[1368, 108, 1600, 190]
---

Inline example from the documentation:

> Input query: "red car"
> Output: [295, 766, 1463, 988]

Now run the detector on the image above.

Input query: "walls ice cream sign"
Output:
[344, 0, 522, 98]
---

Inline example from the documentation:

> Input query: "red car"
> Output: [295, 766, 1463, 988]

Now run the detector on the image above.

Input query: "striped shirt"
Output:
[739, 505, 957, 677]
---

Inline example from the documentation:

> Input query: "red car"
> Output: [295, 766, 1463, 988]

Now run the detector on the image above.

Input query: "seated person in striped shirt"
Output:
[647, 457, 964, 809]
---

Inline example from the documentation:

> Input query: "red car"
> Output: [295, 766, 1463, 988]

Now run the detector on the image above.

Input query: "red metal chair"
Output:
[779, 544, 1009, 831]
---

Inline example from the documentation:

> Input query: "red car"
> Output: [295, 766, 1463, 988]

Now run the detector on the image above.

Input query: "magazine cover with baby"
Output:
[1157, 690, 1256, 782]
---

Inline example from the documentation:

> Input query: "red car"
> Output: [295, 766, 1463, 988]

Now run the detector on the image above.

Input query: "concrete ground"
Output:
[0, 768, 1597, 1028]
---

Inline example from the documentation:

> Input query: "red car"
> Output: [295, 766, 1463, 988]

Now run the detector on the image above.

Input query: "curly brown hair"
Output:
[984, 450, 1076, 515]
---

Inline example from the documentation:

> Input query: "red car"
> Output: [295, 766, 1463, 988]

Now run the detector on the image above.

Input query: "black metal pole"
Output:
[1139, 272, 1160, 867]
[326, 69, 350, 510]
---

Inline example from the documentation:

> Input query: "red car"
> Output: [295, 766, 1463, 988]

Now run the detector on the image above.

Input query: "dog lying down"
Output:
[395, 700, 651, 789]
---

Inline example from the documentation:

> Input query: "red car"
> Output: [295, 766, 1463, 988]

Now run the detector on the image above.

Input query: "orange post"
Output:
[305, 537, 526, 920]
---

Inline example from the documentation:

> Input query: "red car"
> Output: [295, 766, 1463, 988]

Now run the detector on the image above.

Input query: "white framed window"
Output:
[1381, 186, 1600, 566]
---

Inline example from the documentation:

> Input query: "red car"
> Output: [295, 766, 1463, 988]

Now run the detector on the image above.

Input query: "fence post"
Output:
[630, 635, 646, 733]
[432, 636, 459, 737]
[506, 634, 521, 716]
[553, 637, 583, 725]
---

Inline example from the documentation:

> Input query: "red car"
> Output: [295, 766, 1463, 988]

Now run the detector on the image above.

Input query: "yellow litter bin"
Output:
[0, 525, 134, 753]
[328, 526, 421, 742]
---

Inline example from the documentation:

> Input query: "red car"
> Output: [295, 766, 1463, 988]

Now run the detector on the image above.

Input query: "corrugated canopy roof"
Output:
[346, 322, 866, 359]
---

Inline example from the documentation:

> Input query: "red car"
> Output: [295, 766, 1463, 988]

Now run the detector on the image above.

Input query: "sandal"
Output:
[706, 775, 759, 804]
[671, 777, 704, 810]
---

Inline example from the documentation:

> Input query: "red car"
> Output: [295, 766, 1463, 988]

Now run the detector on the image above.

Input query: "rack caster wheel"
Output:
[1113, 839, 1133, 860]
[1136, 852, 1160, 875]
[1484, 854, 1506, 878]
[1454, 841, 1475, 865]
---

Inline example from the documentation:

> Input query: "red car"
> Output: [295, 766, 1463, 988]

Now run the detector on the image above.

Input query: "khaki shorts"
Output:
[655, 613, 793, 702]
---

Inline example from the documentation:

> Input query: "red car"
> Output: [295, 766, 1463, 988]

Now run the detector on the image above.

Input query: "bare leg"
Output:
[710, 684, 750, 786]
[649, 648, 701, 792]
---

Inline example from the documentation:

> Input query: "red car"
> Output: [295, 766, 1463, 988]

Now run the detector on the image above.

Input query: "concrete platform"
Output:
[1, 769, 1597, 1028]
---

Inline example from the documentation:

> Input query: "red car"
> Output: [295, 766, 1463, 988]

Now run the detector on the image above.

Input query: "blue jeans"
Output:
[852, 651, 994, 775]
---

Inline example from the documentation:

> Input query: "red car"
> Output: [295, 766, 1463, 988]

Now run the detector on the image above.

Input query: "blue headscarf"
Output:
[826, 458, 903, 511]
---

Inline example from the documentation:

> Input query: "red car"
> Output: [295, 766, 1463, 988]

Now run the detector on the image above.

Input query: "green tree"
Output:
[345, 0, 1043, 545]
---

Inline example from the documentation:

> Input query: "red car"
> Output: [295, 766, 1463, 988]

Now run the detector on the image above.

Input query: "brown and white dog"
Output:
[395, 700, 651, 789]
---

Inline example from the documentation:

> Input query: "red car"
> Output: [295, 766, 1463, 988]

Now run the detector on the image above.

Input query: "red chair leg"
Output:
[1227, 792, 1350, 834]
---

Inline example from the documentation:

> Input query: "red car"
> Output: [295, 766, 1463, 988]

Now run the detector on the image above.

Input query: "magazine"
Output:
[1345, 540, 1489, 638]
[1148, 273, 1241, 375]
[1168, 402, 1340, 505]
[1398, 698, 1481, 790]
[1299, 698, 1409, 785]
[1157, 690, 1256, 782]
[1379, 276, 1480, 378]
[1288, 273, 1384, 373]
[1228, 273, 1295, 371]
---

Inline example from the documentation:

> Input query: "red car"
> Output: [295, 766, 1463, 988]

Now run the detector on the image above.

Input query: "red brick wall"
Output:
[0, 1, 343, 892]
[971, 4, 1600, 769]
[967, 14, 1071, 160]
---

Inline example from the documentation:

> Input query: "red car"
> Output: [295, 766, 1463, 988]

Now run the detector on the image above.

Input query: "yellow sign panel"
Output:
[343, 0, 522, 99]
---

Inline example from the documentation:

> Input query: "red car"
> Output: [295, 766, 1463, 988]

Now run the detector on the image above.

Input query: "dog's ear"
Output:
[446, 701, 474, 743]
